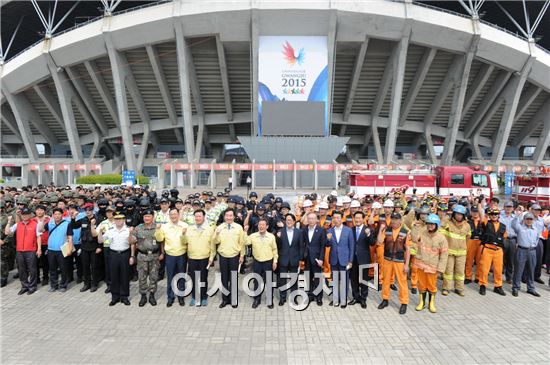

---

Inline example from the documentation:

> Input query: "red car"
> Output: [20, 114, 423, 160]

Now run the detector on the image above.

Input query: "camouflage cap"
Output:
[16, 197, 29, 205]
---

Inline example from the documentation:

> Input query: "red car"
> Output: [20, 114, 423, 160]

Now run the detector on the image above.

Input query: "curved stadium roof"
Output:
[1, 0, 549, 168]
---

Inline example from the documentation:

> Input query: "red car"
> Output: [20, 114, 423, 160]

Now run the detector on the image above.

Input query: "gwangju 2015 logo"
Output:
[282, 40, 305, 66]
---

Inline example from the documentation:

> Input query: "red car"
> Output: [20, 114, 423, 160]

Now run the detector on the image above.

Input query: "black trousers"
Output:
[304, 258, 323, 300]
[16, 251, 38, 290]
[65, 244, 82, 280]
[39, 245, 49, 280]
[110, 249, 130, 301]
[278, 264, 299, 301]
[48, 250, 68, 289]
[103, 247, 111, 286]
[81, 249, 99, 287]
[252, 259, 273, 303]
[503, 237, 517, 281]
[158, 256, 165, 279]
[219, 255, 239, 303]
[350, 256, 369, 301]
[534, 239, 544, 280]
[188, 258, 209, 301]
[543, 238, 550, 271]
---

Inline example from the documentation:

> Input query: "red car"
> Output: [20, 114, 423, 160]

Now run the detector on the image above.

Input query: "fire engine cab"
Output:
[347, 166, 492, 198]
[513, 174, 550, 205]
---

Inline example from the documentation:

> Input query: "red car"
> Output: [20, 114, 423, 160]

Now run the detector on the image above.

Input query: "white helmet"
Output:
[372, 202, 383, 209]
[336, 198, 343, 206]
[330, 190, 338, 197]
[302, 200, 313, 208]
[342, 196, 352, 204]
[383, 199, 394, 208]
[318, 201, 329, 209]
[350, 200, 361, 208]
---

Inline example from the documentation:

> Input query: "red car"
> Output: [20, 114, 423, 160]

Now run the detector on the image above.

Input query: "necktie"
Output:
[227, 224, 231, 230]
[357, 227, 361, 238]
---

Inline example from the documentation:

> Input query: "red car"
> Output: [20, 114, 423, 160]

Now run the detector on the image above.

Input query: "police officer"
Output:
[96, 198, 110, 223]
[243, 190, 255, 207]
[71, 202, 101, 292]
[98, 213, 132, 306]
[130, 209, 161, 307]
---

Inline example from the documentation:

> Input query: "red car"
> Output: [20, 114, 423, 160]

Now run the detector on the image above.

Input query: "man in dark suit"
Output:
[276, 213, 304, 306]
[349, 211, 375, 308]
[326, 210, 356, 308]
[302, 211, 327, 306]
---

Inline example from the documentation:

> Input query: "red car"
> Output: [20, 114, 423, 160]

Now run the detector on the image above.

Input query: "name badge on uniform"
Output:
[82, 224, 88, 228]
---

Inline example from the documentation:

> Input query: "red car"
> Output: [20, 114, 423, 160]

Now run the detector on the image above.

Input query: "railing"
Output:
[411, 0, 549, 55]
[0, 154, 106, 161]
[111, 0, 173, 16]
[409, 1, 470, 20]
[6, 0, 173, 63]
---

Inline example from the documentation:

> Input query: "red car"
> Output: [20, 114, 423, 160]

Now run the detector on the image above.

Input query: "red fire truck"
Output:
[513, 174, 550, 205]
[347, 166, 492, 198]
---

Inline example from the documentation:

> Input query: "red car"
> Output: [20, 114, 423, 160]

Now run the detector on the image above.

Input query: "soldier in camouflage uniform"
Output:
[4, 196, 18, 278]
[130, 209, 162, 307]
[1, 199, 11, 287]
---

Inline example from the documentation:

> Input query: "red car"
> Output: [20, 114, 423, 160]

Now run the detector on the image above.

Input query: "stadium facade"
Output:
[1, 0, 549, 187]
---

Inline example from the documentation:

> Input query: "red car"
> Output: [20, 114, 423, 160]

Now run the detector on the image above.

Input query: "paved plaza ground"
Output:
[1, 267, 549, 365]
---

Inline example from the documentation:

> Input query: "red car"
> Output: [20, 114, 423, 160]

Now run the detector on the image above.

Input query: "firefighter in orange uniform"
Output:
[345, 199, 360, 228]
[414, 214, 448, 313]
[465, 206, 484, 284]
[478, 208, 507, 296]
[367, 201, 382, 284]
[318, 201, 333, 279]
[377, 212, 411, 315]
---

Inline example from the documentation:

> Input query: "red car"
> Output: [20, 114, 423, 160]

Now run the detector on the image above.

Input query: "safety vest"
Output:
[481, 220, 506, 248]
[383, 226, 408, 263]
[345, 213, 354, 228]
[320, 215, 332, 230]
[469, 218, 484, 240]
[15, 219, 38, 252]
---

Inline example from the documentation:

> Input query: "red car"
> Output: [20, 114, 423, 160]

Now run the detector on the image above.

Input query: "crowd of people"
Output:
[1, 184, 549, 313]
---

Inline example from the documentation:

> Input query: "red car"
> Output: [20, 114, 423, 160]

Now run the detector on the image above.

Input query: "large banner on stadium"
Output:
[258, 36, 328, 136]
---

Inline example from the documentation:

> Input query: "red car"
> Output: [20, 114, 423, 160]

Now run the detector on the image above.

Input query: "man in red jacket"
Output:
[4, 207, 42, 295]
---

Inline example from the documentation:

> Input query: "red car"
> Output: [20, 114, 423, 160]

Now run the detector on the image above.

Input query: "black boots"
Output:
[479, 285, 486, 296]
[149, 293, 157, 306]
[139, 294, 147, 307]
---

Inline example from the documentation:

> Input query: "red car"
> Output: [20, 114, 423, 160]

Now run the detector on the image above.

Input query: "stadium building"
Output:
[1, 0, 549, 188]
